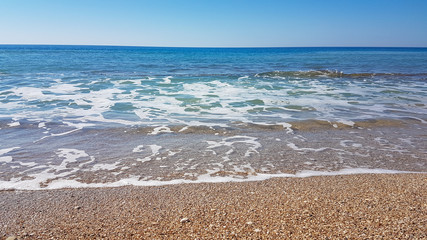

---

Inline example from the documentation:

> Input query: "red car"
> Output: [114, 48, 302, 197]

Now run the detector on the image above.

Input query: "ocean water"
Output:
[0, 45, 426, 190]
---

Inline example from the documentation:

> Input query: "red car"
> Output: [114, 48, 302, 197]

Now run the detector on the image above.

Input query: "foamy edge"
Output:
[0, 168, 423, 191]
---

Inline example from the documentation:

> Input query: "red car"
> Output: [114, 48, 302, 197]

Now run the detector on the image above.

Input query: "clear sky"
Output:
[1, 0, 427, 47]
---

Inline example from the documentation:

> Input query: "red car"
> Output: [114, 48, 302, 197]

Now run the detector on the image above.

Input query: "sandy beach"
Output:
[1, 173, 425, 239]
[2, 0, 427, 238]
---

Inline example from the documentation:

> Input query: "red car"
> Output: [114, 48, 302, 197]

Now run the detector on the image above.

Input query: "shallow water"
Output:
[0, 46, 426, 189]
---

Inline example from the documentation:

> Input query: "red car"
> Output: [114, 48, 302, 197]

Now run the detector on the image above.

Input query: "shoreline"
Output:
[1, 173, 426, 239]
[2, 120, 426, 191]
[0, 167, 421, 191]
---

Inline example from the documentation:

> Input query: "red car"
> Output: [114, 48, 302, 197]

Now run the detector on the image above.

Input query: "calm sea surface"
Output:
[0, 46, 426, 189]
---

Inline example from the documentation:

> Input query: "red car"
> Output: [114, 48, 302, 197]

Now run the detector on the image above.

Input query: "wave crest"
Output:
[255, 70, 427, 78]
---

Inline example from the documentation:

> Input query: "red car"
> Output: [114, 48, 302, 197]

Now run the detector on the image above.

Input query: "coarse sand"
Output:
[1, 174, 426, 239]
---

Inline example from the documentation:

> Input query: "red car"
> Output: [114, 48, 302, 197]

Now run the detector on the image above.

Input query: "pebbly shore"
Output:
[1, 173, 426, 239]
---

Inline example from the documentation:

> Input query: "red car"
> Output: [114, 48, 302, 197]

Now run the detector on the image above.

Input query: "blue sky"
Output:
[1, 0, 426, 47]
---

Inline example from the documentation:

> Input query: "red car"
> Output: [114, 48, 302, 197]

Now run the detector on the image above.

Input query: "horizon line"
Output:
[1, 44, 427, 49]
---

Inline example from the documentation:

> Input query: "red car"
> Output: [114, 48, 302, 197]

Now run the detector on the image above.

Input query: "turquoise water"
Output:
[1, 46, 426, 127]
[0, 46, 426, 189]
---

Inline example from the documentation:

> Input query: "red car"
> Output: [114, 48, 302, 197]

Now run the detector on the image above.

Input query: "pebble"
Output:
[74, 206, 81, 210]
[180, 217, 190, 223]
[254, 228, 261, 233]
[6, 237, 18, 240]
[246, 221, 253, 225]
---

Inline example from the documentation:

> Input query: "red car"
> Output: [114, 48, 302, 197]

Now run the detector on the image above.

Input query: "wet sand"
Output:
[1, 173, 426, 239]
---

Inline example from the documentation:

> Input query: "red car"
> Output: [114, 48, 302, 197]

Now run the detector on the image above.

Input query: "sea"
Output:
[0, 45, 426, 190]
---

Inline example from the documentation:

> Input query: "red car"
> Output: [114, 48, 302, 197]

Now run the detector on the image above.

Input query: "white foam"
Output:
[149, 145, 162, 155]
[0, 167, 422, 190]
[178, 126, 189, 132]
[13, 87, 46, 101]
[406, 117, 427, 124]
[168, 149, 181, 156]
[56, 148, 90, 170]
[92, 162, 119, 171]
[338, 119, 355, 126]
[17, 161, 38, 167]
[48, 84, 79, 94]
[52, 128, 80, 137]
[4, 68, 427, 132]
[0, 147, 20, 155]
[134, 144, 162, 163]
[132, 145, 145, 153]
[149, 126, 173, 135]
[136, 157, 152, 163]
[134, 109, 152, 121]
[35, 128, 81, 143]
[9, 85, 131, 127]
[206, 136, 261, 157]
[277, 122, 293, 133]
[63, 121, 95, 129]
[8, 121, 20, 127]
[0, 147, 19, 163]
[287, 143, 328, 152]
[0, 156, 13, 163]
[113, 79, 143, 85]
[162, 76, 172, 84]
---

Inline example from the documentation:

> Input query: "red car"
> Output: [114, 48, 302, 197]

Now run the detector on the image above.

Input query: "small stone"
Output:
[246, 221, 253, 225]
[180, 217, 190, 223]
[74, 206, 81, 210]
[254, 228, 261, 233]
[6, 236, 18, 240]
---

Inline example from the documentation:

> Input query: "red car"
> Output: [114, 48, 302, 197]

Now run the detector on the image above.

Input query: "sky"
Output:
[1, 0, 427, 47]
